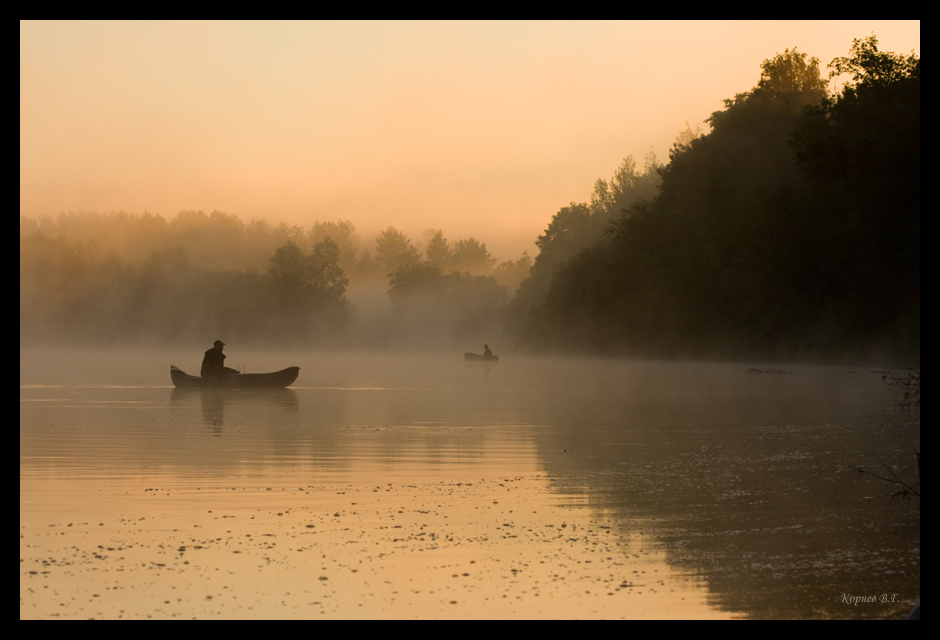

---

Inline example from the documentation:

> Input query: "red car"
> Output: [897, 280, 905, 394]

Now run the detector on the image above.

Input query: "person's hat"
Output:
[214, 340, 225, 346]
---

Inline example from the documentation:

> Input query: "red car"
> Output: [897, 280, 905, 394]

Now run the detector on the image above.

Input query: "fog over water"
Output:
[20, 347, 919, 619]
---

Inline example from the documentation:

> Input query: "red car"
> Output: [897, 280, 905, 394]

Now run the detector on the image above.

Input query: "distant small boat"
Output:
[170, 365, 300, 389]
[464, 352, 499, 363]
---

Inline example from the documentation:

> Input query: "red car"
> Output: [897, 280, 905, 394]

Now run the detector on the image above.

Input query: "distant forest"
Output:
[19, 210, 530, 347]
[20, 36, 919, 362]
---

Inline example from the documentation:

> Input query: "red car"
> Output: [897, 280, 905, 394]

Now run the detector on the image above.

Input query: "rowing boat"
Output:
[464, 352, 499, 363]
[170, 365, 300, 388]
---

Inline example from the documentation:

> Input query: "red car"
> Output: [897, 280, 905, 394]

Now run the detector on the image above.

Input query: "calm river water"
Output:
[20, 347, 920, 619]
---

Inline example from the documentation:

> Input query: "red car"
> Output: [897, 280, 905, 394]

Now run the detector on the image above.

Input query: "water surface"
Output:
[20, 348, 920, 619]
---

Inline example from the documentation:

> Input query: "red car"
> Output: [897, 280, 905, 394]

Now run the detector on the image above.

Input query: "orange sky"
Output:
[20, 20, 920, 259]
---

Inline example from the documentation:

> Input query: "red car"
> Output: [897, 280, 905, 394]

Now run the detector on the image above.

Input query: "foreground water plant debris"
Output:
[855, 452, 920, 500]
[882, 368, 920, 411]
[855, 369, 920, 501]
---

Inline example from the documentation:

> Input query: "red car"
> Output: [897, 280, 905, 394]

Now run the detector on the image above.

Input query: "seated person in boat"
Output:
[483, 344, 492, 357]
[201, 340, 239, 378]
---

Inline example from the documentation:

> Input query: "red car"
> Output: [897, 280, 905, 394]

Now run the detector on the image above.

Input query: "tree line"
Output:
[20, 211, 530, 347]
[509, 35, 919, 362]
[20, 35, 919, 360]
[18, 211, 528, 286]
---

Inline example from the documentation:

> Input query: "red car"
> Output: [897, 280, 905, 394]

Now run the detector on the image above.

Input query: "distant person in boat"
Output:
[483, 344, 492, 357]
[201, 340, 239, 378]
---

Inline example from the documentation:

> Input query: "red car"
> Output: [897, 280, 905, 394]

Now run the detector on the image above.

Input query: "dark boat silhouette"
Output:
[464, 352, 499, 363]
[170, 365, 300, 388]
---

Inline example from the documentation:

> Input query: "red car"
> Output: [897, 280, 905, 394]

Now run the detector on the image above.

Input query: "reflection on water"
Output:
[20, 349, 919, 619]
[170, 388, 299, 433]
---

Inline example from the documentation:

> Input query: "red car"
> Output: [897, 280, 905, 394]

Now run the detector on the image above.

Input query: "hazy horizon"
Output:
[20, 20, 920, 260]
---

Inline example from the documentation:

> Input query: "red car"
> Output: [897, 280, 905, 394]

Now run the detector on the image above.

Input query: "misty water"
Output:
[20, 347, 919, 619]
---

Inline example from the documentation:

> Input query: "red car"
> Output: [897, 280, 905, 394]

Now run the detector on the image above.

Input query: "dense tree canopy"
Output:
[505, 155, 661, 343]
[509, 39, 919, 361]
[267, 238, 349, 303]
[451, 237, 497, 275]
[789, 35, 920, 352]
[424, 229, 452, 269]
